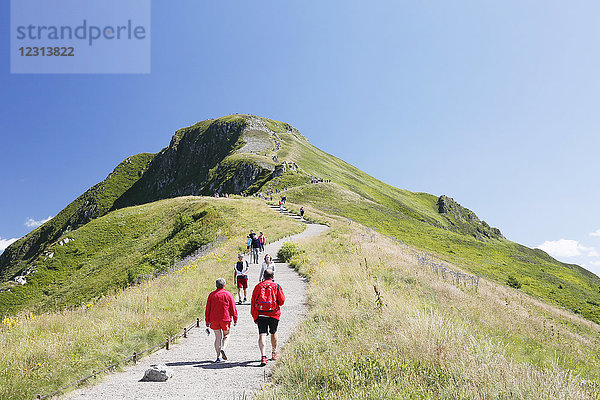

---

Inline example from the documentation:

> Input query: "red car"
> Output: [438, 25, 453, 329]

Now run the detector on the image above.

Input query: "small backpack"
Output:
[255, 282, 279, 312]
[236, 261, 247, 272]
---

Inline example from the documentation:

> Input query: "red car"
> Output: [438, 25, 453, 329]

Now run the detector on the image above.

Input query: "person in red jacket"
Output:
[205, 278, 238, 363]
[258, 232, 266, 252]
[251, 269, 285, 366]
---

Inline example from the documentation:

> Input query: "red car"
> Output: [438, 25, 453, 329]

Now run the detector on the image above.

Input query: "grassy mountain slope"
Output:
[2, 114, 598, 325]
[0, 153, 155, 282]
[259, 219, 600, 399]
[268, 129, 600, 323]
[0, 115, 288, 285]
[0, 197, 303, 317]
[1, 206, 598, 400]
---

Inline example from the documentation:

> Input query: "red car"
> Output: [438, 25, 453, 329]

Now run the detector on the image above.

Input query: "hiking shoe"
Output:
[215, 357, 223, 363]
[243, 297, 247, 303]
[260, 356, 268, 366]
[271, 352, 278, 361]
[237, 300, 242, 305]
[221, 350, 227, 360]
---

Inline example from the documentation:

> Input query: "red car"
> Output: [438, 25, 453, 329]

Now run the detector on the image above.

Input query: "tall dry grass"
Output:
[258, 222, 600, 400]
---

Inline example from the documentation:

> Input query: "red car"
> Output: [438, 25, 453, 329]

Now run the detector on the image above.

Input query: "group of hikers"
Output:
[204, 230, 283, 366]
[310, 177, 330, 184]
[246, 229, 266, 264]
[253, 188, 287, 202]
[214, 177, 332, 202]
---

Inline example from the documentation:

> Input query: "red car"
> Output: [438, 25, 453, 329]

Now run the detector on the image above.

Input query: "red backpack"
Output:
[255, 281, 279, 312]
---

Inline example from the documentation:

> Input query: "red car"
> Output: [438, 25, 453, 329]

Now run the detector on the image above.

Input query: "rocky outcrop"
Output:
[207, 160, 272, 194]
[273, 161, 299, 177]
[113, 119, 247, 207]
[113, 116, 297, 205]
[437, 195, 505, 241]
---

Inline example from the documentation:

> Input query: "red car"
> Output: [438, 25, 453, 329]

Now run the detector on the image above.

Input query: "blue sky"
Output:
[1, 1, 600, 276]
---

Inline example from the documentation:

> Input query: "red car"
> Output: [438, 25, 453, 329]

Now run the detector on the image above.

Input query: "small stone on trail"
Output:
[141, 364, 173, 382]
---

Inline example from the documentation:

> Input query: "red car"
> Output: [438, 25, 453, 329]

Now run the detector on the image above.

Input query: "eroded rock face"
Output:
[141, 364, 174, 382]
[113, 118, 278, 205]
[437, 195, 505, 241]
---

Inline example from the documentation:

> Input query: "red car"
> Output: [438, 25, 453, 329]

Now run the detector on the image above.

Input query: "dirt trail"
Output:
[65, 216, 328, 400]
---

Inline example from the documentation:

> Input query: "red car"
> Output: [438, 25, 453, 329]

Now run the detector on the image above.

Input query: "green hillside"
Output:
[1, 113, 599, 325]
[0, 115, 290, 285]
[0, 197, 303, 317]
[0, 153, 155, 282]
[269, 131, 600, 323]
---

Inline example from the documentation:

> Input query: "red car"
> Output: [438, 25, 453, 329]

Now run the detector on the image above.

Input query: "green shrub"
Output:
[172, 213, 193, 235]
[506, 274, 522, 289]
[278, 242, 305, 262]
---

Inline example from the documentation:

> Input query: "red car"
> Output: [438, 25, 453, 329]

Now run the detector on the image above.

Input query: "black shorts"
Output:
[257, 317, 279, 335]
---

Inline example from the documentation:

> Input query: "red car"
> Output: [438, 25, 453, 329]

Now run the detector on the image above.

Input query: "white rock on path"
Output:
[141, 364, 174, 382]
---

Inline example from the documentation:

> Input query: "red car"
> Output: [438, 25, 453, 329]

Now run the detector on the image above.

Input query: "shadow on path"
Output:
[166, 360, 260, 369]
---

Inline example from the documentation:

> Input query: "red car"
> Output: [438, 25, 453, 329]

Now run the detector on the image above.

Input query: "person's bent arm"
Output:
[205, 295, 212, 327]
[277, 285, 285, 307]
[250, 285, 260, 322]
[230, 293, 239, 325]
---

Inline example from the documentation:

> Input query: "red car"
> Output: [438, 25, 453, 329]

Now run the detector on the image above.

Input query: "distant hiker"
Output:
[300, 207, 304, 218]
[234, 254, 250, 303]
[251, 233, 261, 264]
[279, 203, 284, 214]
[205, 278, 238, 363]
[259, 254, 275, 282]
[258, 232, 266, 252]
[251, 269, 285, 366]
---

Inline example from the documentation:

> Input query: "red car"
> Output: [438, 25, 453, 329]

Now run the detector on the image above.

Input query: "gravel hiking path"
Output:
[65, 214, 328, 400]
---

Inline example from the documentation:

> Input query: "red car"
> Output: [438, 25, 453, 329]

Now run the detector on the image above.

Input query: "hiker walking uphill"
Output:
[205, 278, 238, 363]
[234, 254, 249, 304]
[251, 269, 285, 366]
[258, 232, 266, 252]
[250, 232, 261, 264]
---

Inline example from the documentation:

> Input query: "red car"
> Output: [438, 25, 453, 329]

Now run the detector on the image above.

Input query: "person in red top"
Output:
[251, 269, 285, 366]
[205, 278, 238, 363]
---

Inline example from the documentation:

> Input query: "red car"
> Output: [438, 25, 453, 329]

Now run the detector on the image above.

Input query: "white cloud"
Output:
[25, 216, 53, 228]
[590, 229, 600, 237]
[589, 260, 600, 267]
[536, 239, 599, 258]
[0, 237, 18, 253]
